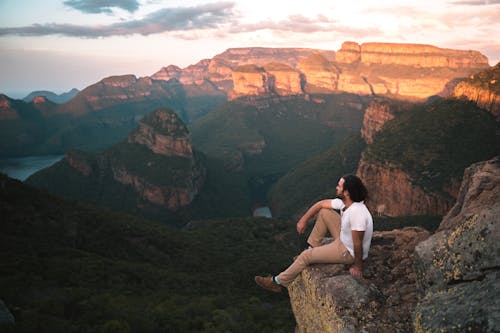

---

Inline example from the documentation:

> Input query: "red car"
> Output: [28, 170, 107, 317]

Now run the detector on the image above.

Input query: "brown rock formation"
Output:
[151, 60, 211, 86]
[111, 165, 196, 211]
[229, 64, 272, 99]
[334, 42, 490, 99]
[56, 108, 205, 212]
[413, 157, 500, 332]
[128, 110, 193, 158]
[66, 151, 93, 176]
[288, 227, 431, 332]
[152, 43, 490, 101]
[359, 42, 489, 69]
[453, 63, 500, 120]
[360, 99, 407, 144]
[0, 95, 17, 120]
[297, 54, 339, 93]
[263, 63, 302, 96]
[151, 65, 182, 81]
[335, 41, 361, 64]
[356, 156, 455, 216]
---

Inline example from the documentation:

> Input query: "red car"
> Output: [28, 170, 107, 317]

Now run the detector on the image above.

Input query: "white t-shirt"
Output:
[331, 199, 373, 259]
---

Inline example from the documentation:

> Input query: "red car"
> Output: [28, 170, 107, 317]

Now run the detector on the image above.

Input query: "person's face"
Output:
[336, 178, 345, 198]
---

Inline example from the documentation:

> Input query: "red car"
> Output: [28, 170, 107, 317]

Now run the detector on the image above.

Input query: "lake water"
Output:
[0, 155, 64, 181]
[253, 206, 273, 218]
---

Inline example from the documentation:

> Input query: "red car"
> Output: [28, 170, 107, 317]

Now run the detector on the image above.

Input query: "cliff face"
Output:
[229, 65, 271, 99]
[356, 156, 456, 216]
[356, 42, 488, 69]
[360, 99, 406, 144]
[264, 63, 302, 96]
[288, 227, 431, 332]
[127, 109, 193, 158]
[453, 62, 500, 120]
[31, 108, 205, 213]
[297, 54, 339, 93]
[222, 43, 489, 100]
[413, 157, 500, 332]
[151, 60, 210, 86]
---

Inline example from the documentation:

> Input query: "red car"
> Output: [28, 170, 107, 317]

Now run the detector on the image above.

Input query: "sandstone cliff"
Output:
[413, 157, 500, 332]
[297, 54, 339, 93]
[127, 109, 193, 158]
[288, 157, 499, 332]
[356, 156, 456, 216]
[222, 43, 489, 100]
[360, 98, 409, 144]
[229, 64, 272, 99]
[264, 63, 302, 96]
[453, 62, 500, 120]
[29, 108, 205, 213]
[288, 227, 431, 332]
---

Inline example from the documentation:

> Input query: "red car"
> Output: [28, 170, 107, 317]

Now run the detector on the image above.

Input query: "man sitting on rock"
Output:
[255, 174, 373, 292]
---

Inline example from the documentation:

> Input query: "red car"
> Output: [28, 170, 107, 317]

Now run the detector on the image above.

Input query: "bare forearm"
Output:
[353, 243, 363, 268]
[297, 200, 332, 234]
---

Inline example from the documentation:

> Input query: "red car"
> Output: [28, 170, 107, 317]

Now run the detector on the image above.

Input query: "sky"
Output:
[1, 0, 499, 98]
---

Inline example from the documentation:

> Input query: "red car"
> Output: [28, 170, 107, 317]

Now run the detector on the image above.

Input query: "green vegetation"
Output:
[0, 174, 299, 332]
[464, 62, 500, 93]
[269, 134, 366, 219]
[364, 97, 500, 192]
[190, 94, 367, 178]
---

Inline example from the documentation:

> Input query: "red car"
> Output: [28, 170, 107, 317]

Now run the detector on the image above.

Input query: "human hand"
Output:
[296, 219, 307, 234]
[349, 265, 363, 279]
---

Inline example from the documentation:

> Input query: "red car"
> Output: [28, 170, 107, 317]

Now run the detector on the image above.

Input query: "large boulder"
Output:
[413, 157, 500, 332]
[288, 227, 430, 332]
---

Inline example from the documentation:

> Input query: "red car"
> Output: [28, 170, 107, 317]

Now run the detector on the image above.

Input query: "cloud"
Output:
[0, 2, 235, 38]
[449, 0, 500, 5]
[63, 0, 141, 14]
[228, 14, 381, 37]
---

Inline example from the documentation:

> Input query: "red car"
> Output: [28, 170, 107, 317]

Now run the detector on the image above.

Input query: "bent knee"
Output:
[297, 249, 313, 264]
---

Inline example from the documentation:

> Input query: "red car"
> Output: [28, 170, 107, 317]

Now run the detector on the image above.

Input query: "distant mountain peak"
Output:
[23, 89, 80, 104]
[128, 108, 192, 158]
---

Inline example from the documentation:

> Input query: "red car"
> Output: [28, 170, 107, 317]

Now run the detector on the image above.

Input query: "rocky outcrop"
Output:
[413, 157, 500, 332]
[151, 65, 182, 81]
[347, 42, 489, 69]
[152, 60, 210, 86]
[360, 99, 407, 144]
[229, 65, 272, 99]
[453, 63, 500, 120]
[334, 41, 490, 99]
[288, 227, 431, 332]
[297, 54, 339, 93]
[39, 108, 206, 212]
[356, 156, 456, 216]
[224, 43, 489, 100]
[0, 95, 17, 120]
[264, 63, 302, 96]
[127, 110, 193, 158]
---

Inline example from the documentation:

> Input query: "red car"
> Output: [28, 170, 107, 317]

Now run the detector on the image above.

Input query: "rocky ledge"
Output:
[413, 156, 499, 332]
[288, 227, 430, 333]
[288, 156, 499, 332]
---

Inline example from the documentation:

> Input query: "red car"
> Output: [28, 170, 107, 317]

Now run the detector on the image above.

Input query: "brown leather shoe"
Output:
[254, 276, 282, 293]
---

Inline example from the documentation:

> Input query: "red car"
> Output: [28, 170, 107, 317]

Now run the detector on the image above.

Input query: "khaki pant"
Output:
[277, 209, 354, 287]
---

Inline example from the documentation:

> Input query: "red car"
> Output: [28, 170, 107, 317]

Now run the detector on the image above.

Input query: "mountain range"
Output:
[1, 41, 499, 332]
[23, 88, 80, 104]
[2, 41, 499, 221]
